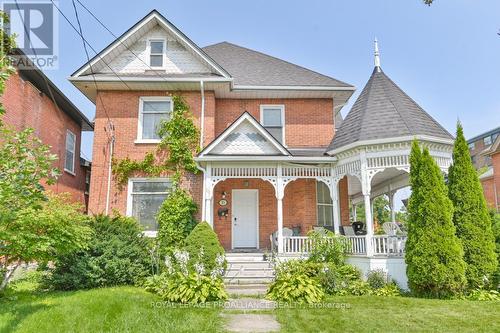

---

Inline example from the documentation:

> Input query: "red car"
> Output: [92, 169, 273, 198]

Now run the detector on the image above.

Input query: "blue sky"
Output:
[39, 0, 500, 160]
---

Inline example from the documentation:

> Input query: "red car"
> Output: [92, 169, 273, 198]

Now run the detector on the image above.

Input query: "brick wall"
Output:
[213, 98, 334, 147]
[0, 72, 88, 207]
[88, 90, 212, 215]
[482, 151, 500, 210]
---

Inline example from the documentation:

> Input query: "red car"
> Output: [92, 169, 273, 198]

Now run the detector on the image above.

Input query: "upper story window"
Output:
[149, 40, 165, 67]
[468, 142, 475, 150]
[127, 178, 172, 236]
[137, 97, 173, 142]
[316, 181, 333, 227]
[260, 105, 285, 144]
[493, 133, 499, 143]
[64, 130, 76, 175]
[484, 136, 492, 146]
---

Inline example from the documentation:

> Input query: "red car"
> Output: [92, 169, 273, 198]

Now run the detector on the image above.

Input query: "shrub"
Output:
[448, 123, 497, 289]
[267, 272, 324, 304]
[366, 269, 388, 290]
[307, 230, 349, 265]
[184, 222, 225, 272]
[405, 142, 466, 298]
[146, 272, 227, 304]
[491, 210, 500, 289]
[344, 280, 372, 296]
[319, 264, 362, 295]
[47, 214, 152, 290]
[157, 187, 197, 254]
[372, 283, 401, 297]
[145, 249, 227, 304]
[274, 259, 323, 279]
[465, 289, 500, 301]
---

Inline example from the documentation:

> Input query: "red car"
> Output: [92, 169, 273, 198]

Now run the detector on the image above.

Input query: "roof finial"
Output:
[374, 38, 381, 72]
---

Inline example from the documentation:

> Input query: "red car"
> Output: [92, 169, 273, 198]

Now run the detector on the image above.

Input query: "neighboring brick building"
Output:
[70, 10, 453, 258]
[480, 135, 500, 211]
[468, 126, 500, 170]
[1, 50, 93, 210]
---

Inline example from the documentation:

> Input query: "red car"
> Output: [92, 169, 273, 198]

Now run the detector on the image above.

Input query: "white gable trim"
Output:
[199, 112, 290, 157]
[72, 10, 230, 78]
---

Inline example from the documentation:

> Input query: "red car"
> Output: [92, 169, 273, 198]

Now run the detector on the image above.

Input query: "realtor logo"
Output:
[2, 0, 59, 69]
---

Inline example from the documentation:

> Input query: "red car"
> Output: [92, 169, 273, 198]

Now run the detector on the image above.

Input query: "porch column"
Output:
[361, 153, 374, 256]
[330, 180, 340, 234]
[388, 189, 396, 223]
[276, 164, 284, 253]
[203, 163, 214, 228]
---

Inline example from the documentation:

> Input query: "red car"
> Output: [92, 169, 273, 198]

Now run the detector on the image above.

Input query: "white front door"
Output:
[232, 189, 259, 248]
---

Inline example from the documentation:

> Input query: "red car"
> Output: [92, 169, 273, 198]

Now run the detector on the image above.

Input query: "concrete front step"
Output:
[224, 276, 274, 285]
[225, 270, 274, 279]
[227, 262, 273, 270]
[225, 284, 269, 296]
[226, 253, 267, 262]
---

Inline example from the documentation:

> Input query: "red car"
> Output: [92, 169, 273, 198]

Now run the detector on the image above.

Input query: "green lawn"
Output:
[0, 286, 223, 333]
[1, 283, 499, 333]
[277, 295, 500, 333]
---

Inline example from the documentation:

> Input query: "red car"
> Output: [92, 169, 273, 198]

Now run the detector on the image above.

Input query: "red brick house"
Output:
[1, 50, 93, 209]
[70, 11, 454, 286]
[481, 135, 500, 211]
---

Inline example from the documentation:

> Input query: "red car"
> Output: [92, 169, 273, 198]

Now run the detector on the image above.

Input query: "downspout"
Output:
[196, 161, 207, 222]
[105, 125, 115, 215]
[199, 80, 205, 148]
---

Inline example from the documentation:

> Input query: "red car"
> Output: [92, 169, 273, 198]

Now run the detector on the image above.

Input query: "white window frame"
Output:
[64, 130, 76, 175]
[484, 136, 492, 146]
[148, 38, 166, 68]
[316, 181, 333, 227]
[260, 104, 285, 145]
[136, 96, 173, 143]
[126, 177, 171, 237]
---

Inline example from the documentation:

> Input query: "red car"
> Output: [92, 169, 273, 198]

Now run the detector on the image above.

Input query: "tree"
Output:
[0, 11, 16, 118]
[405, 141, 466, 297]
[448, 123, 497, 289]
[1, 193, 91, 290]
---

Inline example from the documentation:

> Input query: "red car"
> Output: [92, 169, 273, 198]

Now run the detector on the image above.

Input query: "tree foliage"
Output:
[405, 141, 466, 297]
[1, 194, 91, 290]
[112, 95, 199, 185]
[0, 11, 16, 118]
[448, 123, 497, 289]
[184, 221, 225, 273]
[48, 214, 152, 290]
[156, 187, 198, 254]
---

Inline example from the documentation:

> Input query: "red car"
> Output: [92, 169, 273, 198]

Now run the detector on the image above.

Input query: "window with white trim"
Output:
[484, 136, 492, 146]
[138, 97, 173, 141]
[260, 105, 285, 144]
[129, 179, 171, 232]
[149, 40, 165, 67]
[316, 181, 333, 226]
[64, 130, 76, 174]
[468, 142, 475, 150]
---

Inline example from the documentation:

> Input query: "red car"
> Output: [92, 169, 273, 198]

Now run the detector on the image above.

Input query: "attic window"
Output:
[149, 40, 165, 67]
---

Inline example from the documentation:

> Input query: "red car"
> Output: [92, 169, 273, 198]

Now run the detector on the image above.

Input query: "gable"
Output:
[72, 10, 230, 78]
[200, 113, 290, 156]
[101, 25, 211, 75]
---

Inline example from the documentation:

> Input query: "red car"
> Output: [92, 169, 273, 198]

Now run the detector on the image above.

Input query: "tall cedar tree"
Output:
[405, 141, 466, 297]
[448, 123, 497, 288]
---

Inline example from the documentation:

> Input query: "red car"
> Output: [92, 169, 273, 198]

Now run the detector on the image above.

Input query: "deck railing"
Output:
[372, 235, 406, 256]
[282, 235, 407, 256]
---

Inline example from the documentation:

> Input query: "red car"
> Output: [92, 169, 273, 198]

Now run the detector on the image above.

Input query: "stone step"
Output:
[224, 276, 274, 284]
[225, 270, 275, 279]
[227, 262, 273, 270]
[226, 284, 269, 296]
[225, 253, 268, 262]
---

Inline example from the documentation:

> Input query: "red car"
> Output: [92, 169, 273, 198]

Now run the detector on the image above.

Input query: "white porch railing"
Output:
[372, 235, 407, 256]
[282, 235, 407, 256]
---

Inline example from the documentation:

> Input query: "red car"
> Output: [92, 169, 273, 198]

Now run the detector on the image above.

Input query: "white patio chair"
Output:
[270, 227, 293, 250]
[382, 222, 401, 236]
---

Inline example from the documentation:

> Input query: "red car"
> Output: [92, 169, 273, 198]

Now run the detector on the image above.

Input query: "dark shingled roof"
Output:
[202, 42, 353, 88]
[328, 67, 452, 151]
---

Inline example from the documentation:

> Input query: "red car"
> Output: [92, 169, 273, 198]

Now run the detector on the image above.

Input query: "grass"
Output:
[276, 295, 500, 333]
[1, 275, 499, 333]
[0, 278, 224, 333]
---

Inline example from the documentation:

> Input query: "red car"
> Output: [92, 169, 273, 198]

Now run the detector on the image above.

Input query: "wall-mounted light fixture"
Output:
[222, 191, 227, 199]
